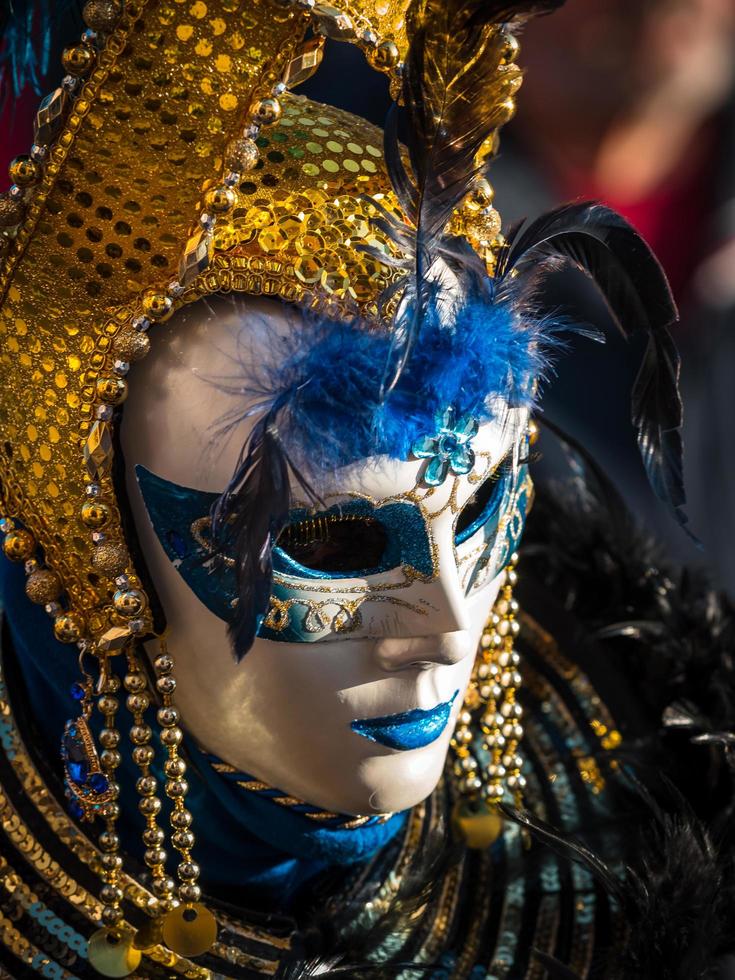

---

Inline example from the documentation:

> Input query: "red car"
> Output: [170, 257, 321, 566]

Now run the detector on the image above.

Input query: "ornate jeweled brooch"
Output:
[412, 408, 478, 486]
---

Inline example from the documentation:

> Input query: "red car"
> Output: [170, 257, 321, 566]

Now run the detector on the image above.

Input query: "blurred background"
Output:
[2, 0, 735, 591]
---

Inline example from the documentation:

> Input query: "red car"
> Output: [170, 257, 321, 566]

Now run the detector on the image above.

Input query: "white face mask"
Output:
[122, 296, 531, 816]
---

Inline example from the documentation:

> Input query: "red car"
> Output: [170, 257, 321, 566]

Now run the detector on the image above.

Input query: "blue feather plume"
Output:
[211, 290, 564, 483]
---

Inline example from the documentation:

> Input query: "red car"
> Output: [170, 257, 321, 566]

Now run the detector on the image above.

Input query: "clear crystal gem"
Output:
[132, 315, 150, 332]
[179, 229, 213, 286]
[284, 37, 325, 88]
[83, 421, 113, 481]
[312, 5, 356, 40]
[96, 404, 112, 421]
[34, 88, 69, 145]
[97, 625, 133, 655]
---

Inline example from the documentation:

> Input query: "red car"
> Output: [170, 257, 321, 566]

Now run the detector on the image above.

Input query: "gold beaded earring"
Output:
[451, 552, 524, 849]
[66, 634, 217, 977]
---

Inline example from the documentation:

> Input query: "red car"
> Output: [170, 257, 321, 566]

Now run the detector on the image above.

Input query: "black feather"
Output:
[210, 408, 290, 661]
[376, 0, 540, 395]
[496, 202, 689, 535]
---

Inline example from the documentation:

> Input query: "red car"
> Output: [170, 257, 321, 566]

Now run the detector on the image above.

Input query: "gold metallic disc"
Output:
[87, 928, 142, 977]
[451, 799, 504, 850]
[161, 903, 217, 957]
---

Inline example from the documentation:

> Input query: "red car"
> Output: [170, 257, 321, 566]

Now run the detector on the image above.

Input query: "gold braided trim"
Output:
[0, 657, 300, 977]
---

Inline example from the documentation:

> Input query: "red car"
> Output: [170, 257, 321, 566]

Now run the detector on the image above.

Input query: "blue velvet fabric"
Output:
[0, 559, 406, 909]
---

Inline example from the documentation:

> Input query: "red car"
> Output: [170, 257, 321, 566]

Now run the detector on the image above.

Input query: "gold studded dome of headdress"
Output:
[0, 0, 520, 652]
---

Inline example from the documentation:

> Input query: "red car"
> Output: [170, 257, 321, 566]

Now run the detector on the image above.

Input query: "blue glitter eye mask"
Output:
[135, 465, 434, 638]
[458, 462, 532, 595]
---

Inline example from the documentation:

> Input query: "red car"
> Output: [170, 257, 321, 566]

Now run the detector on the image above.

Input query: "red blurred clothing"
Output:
[555, 123, 719, 302]
[1, 86, 39, 179]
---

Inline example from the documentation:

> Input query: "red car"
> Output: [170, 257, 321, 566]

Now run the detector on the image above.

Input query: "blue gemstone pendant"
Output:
[61, 716, 113, 822]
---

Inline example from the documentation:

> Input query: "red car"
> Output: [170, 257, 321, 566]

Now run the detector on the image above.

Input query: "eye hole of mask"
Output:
[277, 515, 389, 575]
[455, 459, 510, 545]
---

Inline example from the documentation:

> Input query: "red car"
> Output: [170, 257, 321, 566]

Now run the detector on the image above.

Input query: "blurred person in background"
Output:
[491, 0, 735, 589]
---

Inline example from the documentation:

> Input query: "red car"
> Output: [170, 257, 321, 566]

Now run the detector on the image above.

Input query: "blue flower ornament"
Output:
[412, 408, 479, 487]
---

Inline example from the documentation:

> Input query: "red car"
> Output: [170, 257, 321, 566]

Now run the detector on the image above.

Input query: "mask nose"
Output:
[373, 629, 471, 671]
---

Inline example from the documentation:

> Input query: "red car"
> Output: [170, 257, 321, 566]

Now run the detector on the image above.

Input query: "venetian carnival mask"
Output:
[0, 0, 685, 967]
[121, 294, 532, 814]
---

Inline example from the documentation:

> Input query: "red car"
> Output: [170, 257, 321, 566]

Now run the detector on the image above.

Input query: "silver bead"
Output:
[100, 748, 121, 769]
[99, 728, 120, 748]
[144, 847, 167, 867]
[138, 796, 162, 816]
[177, 861, 200, 881]
[160, 726, 183, 747]
[124, 672, 147, 693]
[156, 675, 176, 696]
[130, 724, 152, 745]
[157, 706, 179, 728]
[154, 654, 173, 674]
[101, 906, 123, 926]
[152, 876, 176, 898]
[97, 695, 119, 715]
[164, 757, 186, 778]
[143, 826, 165, 847]
[127, 693, 150, 713]
[179, 883, 201, 903]
[171, 829, 194, 850]
[98, 831, 119, 851]
[136, 775, 157, 796]
[132, 745, 155, 766]
[166, 779, 188, 799]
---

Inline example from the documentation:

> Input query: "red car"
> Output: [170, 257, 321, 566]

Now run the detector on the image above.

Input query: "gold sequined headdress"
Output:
[0, 0, 523, 649]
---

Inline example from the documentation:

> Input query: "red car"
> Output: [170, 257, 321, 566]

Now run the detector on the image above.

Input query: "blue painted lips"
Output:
[350, 691, 459, 751]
